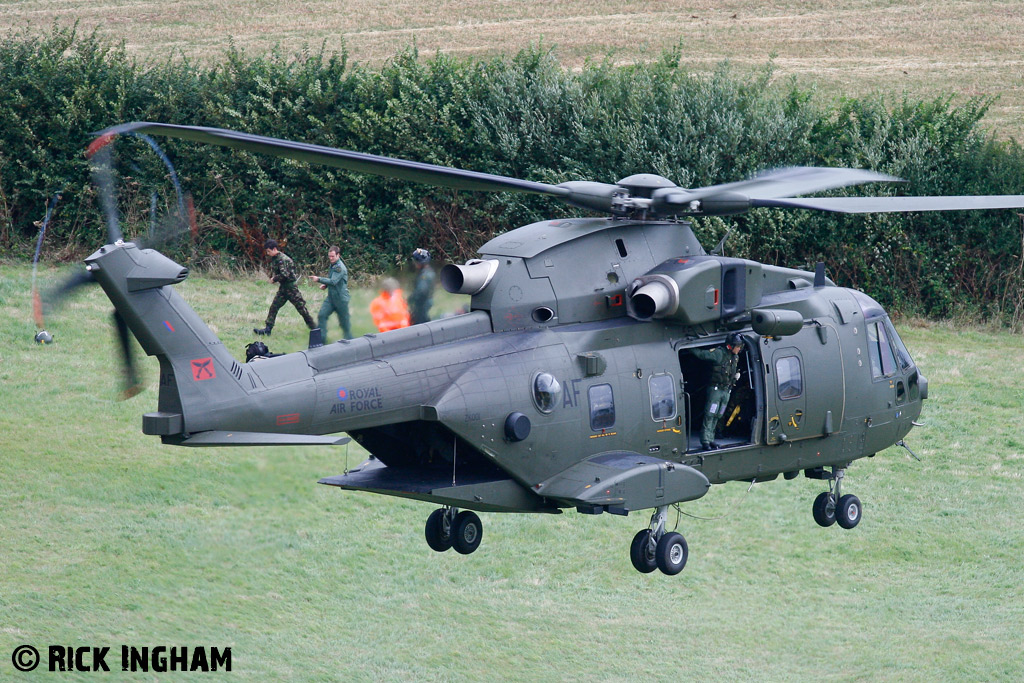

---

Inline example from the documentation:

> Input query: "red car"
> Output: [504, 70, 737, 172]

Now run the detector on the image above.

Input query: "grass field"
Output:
[1, 1, 1022, 139]
[1, 262, 1022, 680]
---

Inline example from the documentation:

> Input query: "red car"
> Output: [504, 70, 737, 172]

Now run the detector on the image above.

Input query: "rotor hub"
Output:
[615, 174, 677, 198]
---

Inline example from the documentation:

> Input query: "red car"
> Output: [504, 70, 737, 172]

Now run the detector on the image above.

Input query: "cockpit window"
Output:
[649, 374, 676, 421]
[850, 289, 885, 319]
[883, 318, 914, 370]
[867, 320, 897, 378]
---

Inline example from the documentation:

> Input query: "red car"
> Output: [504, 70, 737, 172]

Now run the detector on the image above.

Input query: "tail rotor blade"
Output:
[113, 310, 144, 400]
[37, 269, 95, 326]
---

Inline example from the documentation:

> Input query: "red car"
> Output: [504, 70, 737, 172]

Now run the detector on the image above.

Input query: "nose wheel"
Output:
[425, 507, 484, 555]
[630, 506, 689, 575]
[811, 468, 862, 529]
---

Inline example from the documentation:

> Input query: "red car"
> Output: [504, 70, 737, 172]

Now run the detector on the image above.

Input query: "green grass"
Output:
[1, 263, 1022, 680]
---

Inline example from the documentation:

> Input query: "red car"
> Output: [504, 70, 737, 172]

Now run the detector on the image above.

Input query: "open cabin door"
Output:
[764, 324, 844, 445]
[678, 337, 759, 452]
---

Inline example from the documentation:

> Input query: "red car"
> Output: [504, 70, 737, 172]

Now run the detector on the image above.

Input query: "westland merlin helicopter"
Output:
[69, 122, 1024, 575]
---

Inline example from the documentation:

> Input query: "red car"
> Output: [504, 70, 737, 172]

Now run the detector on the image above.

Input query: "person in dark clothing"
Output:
[254, 239, 315, 335]
[408, 248, 435, 325]
[691, 333, 744, 450]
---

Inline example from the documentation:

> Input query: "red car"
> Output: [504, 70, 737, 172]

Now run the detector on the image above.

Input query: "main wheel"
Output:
[836, 494, 862, 529]
[655, 531, 688, 575]
[812, 491, 837, 527]
[452, 511, 483, 555]
[629, 529, 658, 573]
[424, 508, 453, 552]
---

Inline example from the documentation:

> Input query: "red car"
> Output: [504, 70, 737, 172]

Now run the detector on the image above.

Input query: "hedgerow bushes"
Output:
[2, 26, 1022, 323]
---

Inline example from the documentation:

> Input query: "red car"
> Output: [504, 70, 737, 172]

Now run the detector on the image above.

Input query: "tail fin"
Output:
[85, 242, 249, 436]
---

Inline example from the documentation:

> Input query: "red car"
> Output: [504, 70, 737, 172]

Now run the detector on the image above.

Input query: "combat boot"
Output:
[253, 326, 272, 336]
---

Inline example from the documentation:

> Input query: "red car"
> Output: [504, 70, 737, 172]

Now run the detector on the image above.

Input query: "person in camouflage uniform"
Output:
[309, 245, 351, 341]
[254, 239, 315, 335]
[691, 333, 744, 450]
[408, 248, 435, 325]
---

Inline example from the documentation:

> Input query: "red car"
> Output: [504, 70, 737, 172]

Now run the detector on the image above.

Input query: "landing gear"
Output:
[425, 507, 455, 552]
[836, 494, 862, 529]
[812, 491, 836, 527]
[452, 510, 483, 554]
[424, 507, 484, 554]
[811, 467, 862, 530]
[630, 506, 688, 575]
[629, 530, 657, 573]
[655, 532, 688, 575]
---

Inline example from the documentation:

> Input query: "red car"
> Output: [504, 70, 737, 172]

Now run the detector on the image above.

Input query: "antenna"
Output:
[813, 262, 826, 287]
[710, 226, 735, 256]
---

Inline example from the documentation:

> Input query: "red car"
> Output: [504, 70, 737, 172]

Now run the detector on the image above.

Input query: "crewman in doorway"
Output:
[691, 333, 743, 450]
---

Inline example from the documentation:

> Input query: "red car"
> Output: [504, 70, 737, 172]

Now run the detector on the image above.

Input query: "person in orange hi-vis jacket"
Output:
[370, 277, 411, 332]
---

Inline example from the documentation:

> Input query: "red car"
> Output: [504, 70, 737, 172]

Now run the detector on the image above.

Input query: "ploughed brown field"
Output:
[2, 0, 1022, 138]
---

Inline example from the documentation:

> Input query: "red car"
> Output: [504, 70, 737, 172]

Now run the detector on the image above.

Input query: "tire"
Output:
[452, 511, 483, 555]
[655, 531, 688, 575]
[424, 508, 453, 552]
[836, 494, 862, 529]
[629, 529, 658, 574]
[812, 491, 837, 527]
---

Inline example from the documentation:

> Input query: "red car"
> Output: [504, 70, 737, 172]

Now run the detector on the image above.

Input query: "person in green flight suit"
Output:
[254, 239, 316, 336]
[691, 333, 744, 450]
[309, 244, 351, 341]
[408, 248, 436, 325]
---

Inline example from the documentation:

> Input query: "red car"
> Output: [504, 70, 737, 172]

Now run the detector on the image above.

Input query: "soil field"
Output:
[2, 1, 1022, 138]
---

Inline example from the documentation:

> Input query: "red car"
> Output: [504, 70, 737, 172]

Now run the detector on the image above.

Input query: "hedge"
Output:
[2, 25, 1022, 323]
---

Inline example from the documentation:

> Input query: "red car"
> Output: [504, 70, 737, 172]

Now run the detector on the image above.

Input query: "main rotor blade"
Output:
[752, 195, 1024, 213]
[96, 122, 571, 197]
[685, 167, 901, 202]
[89, 144, 124, 244]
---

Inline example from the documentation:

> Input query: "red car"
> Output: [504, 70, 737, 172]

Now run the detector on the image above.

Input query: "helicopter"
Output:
[64, 121, 1024, 576]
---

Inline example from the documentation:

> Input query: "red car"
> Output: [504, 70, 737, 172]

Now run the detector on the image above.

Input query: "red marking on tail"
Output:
[190, 357, 216, 380]
[85, 133, 116, 159]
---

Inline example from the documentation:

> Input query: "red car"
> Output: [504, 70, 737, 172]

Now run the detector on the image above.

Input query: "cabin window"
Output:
[776, 356, 803, 400]
[649, 374, 676, 421]
[867, 320, 897, 378]
[532, 372, 562, 414]
[589, 383, 616, 430]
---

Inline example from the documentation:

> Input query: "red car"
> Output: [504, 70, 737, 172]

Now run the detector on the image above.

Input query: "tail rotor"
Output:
[36, 130, 190, 399]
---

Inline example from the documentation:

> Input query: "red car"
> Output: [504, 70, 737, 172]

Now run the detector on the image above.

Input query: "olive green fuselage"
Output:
[89, 218, 922, 516]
